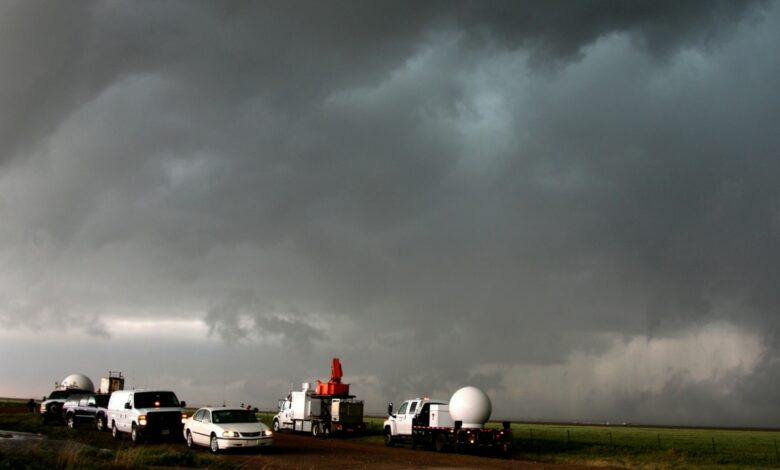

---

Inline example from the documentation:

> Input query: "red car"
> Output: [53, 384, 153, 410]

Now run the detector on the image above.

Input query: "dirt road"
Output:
[203, 432, 601, 469]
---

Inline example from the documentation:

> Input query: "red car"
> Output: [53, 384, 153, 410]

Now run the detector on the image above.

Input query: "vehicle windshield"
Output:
[134, 392, 180, 408]
[95, 395, 110, 407]
[212, 410, 258, 424]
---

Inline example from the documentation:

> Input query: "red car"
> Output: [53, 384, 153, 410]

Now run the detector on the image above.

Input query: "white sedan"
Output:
[183, 407, 273, 453]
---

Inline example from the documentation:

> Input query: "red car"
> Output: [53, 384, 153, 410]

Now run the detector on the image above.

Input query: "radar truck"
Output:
[384, 386, 512, 456]
[273, 358, 366, 437]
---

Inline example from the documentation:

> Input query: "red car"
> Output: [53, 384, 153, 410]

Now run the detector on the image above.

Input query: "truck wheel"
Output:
[131, 423, 142, 444]
[384, 427, 394, 447]
[323, 425, 331, 438]
[112, 422, 121, 440]
[66, 414, 76, 429]
[312, 423, 320, 437]
[210, 434, 220, 454]
[272, 419, 280, 432]
[434, 433, 447, 452]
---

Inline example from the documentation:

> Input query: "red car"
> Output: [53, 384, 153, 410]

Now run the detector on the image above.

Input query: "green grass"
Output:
[500, 422, 780, 468]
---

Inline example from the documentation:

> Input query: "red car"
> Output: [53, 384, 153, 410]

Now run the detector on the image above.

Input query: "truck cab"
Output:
[383, 398, 451, 446]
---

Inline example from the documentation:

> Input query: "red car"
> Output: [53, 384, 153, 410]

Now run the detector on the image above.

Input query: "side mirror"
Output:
[124, 402, 131, 409]
[387, 402, 393, 416]
[180, 401, 186, 408]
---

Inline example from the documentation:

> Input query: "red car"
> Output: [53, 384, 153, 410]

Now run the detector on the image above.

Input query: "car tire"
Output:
[272, 419, 280, 432]
[131, 423, 142, 444]
[210, 434, 219, 454]
[112, 422, 121, 440]
[186, 430, 194, 449]
[66, 414, 76, 429]
[312, 423, 320, 437]
[47, 404, 60, 423]
[384, 427, 394, 447]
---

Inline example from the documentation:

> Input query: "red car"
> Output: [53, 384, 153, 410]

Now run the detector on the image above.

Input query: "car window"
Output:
[213, 410, 258, 424]
[79, 398, 88, 406]
[193, 409, 204, 422]
[398, 401, 409, 415]
[87, 397, 95, 406]
[203, 410, 211, 423]
[408, 401, 417, 414]
[134, 391, 180, 408]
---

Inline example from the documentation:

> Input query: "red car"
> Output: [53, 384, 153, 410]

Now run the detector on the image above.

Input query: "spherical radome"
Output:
[449, 386, 492, 428]
[59, 374, 94, 392]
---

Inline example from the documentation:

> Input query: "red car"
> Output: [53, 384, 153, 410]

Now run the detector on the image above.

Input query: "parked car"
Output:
[183, 407, 272, 453]
[62, 393, 111, 431]
[40, 389, 91, 424]
[107, 389, 187, 443]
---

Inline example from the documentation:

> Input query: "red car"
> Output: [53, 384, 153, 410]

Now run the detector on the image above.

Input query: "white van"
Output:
[107, 389, 187, 443]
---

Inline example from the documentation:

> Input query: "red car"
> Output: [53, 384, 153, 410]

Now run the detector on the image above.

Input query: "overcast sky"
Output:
[1, 0, 779, 427]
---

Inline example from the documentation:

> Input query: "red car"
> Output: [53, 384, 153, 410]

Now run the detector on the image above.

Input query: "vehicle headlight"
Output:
[181, 413, 187, 424]
[222, 430, 239, 438]
[138, 415, 147, 426]
[264, 430, 273, 436]
[39, 404, 46, 412]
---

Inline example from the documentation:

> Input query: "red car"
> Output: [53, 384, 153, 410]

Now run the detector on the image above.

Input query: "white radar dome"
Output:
[59, 374, 94, 392]
[449, 386, 492, 429]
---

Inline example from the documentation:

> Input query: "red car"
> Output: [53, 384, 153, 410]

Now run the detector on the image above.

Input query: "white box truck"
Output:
[273, 382, 366, 437]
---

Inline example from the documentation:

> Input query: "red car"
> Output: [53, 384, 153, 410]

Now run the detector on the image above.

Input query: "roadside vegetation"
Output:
[3, 402, 780, 469]
[0, 407, 238, 469]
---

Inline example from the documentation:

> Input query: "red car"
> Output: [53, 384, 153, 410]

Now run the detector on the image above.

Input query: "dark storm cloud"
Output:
[0, 0, 763, 164]
[1, 0, 779, 425]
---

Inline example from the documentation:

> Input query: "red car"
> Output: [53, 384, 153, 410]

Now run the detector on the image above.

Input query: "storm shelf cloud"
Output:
[1, 0, 780, 427]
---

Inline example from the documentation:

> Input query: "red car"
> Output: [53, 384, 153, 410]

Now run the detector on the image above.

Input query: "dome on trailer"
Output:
[59, 374, 94, 392]
[449, 386, 492, 429]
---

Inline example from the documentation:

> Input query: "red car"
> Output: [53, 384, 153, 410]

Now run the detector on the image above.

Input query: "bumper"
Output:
[218, 436, 273, 449]
[331, 422, 366, 433]
[138, 425, 184, 438]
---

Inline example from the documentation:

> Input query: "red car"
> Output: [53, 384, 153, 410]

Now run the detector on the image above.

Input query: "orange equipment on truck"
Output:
[315, 358, 350, 396]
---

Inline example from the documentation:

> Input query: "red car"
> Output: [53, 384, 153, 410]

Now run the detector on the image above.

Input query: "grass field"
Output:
[3, 404, 780, 469]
